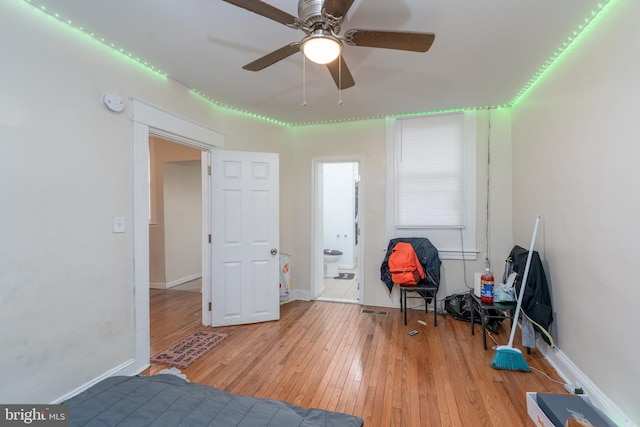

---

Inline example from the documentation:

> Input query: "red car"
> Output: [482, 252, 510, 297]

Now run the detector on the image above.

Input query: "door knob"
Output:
[270, 248, 278, 256]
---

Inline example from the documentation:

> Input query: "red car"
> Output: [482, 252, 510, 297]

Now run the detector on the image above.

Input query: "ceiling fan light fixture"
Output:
[301, 32, 341, 64]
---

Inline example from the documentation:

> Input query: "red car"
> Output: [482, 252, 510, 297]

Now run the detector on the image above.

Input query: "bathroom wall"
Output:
[322, 162, 358, 269]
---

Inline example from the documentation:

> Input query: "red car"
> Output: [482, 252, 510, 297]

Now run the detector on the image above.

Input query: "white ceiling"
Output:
[32, 0, 606, 125]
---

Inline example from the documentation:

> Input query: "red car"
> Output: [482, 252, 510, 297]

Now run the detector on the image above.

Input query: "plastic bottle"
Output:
[480, 268, 495, 304]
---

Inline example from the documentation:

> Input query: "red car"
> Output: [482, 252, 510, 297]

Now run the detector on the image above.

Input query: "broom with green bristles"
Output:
[490, 214, 541, 372]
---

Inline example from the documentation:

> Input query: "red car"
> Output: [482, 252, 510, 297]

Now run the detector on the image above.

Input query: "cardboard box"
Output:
[526, 393, 616, 427]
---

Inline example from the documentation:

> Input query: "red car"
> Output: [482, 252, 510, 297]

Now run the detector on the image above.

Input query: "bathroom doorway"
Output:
[313, 160, 362, 303]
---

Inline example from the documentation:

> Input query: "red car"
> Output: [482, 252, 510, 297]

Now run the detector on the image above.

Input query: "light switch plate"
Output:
[113, 215, 125, 233]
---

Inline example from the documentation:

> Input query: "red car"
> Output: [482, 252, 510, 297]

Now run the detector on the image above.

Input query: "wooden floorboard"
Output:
[145, 289, 567, 426]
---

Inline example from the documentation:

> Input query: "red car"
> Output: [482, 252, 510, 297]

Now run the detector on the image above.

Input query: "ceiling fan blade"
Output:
[242, 43, 301, 71]
[222, 0, 298, 27]
[344, 29, 435, 52]
[325, 56, 355, 90]
[323, 0, 356, 18]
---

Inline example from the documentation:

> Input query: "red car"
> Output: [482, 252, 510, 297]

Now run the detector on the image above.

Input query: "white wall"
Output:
[292, 120, 389, 304]
[291, 112, 513, 307]
[511, 1, 639, 424]
[0, 1, 292, 403]
[163, 161, 201, 286]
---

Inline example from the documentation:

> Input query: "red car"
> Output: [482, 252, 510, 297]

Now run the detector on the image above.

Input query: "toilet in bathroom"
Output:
[323, 249, 343, 278]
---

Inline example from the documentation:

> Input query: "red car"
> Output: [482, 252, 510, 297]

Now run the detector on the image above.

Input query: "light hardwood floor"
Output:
[146, 288, 566, 426]
[319, 268, 359, 300]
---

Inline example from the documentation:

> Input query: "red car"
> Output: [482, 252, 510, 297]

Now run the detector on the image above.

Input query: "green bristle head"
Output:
[490, 347, 531, 372]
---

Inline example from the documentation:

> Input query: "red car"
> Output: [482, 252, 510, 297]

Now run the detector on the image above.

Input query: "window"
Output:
[386, 112, 477, 260]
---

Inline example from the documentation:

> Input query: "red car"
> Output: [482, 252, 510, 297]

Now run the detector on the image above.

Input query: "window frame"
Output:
[385, 112, 478, 260]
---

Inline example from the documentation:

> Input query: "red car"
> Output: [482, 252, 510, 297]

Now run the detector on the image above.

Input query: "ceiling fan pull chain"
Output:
[338, 55, 343, 106]
[302, 54, 307, 107]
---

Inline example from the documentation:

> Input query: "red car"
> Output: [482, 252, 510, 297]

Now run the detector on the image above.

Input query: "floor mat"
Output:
[151, 330, 229, 368]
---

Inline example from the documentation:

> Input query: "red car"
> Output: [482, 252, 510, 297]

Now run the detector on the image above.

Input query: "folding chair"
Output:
[399, 283, 438, 326]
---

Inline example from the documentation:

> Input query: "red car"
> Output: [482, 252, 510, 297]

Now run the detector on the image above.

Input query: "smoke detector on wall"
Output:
[100, 92, 125, 113]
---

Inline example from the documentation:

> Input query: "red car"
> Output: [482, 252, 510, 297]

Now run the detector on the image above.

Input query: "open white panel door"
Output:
[211, 150, 279, 326]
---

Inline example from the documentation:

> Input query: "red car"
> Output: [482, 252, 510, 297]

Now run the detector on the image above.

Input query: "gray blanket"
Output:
[65, 375, 363, 427]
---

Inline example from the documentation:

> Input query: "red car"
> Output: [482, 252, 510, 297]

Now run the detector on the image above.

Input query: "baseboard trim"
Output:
[149, 274, 202, 290]
[536, 338, 636, 427]
[51, 359, 137, 404]
[290, 289, 312, 301]
[166, 274, 201, 289]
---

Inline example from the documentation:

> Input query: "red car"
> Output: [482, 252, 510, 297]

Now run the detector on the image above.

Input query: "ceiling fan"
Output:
[222, 0, 435, 90]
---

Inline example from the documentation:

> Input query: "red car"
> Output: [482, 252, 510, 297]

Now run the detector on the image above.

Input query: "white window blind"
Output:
[395, 113, 465, 228]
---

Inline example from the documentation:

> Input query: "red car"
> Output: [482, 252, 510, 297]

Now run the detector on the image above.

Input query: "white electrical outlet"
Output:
[113, 215, 125, 233]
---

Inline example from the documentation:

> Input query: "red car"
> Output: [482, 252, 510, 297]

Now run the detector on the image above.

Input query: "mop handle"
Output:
[507, 214, 541, 348]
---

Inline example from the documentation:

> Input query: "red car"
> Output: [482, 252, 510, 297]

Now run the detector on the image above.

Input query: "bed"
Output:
[64, 374, 364, 426]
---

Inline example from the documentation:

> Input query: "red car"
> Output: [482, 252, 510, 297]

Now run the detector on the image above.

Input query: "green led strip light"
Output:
[21, 0, 614, 126]
[22, 0, 294, 126]
[509, 0, 612, 106]
[190, 90, 290, 127]
[21, 0, 168, 79]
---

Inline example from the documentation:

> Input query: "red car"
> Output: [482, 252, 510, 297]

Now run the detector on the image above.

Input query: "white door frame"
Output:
[131, 98, 224, 372]
[311, 157, 364, 303]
